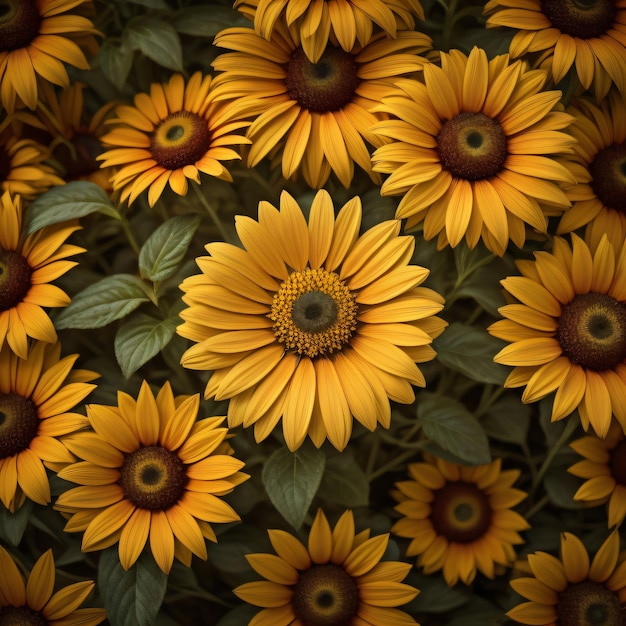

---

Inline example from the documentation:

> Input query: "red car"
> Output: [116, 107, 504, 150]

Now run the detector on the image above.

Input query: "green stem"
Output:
[441, 0, 459, 51]
[191, 181, 233, 243]
[118, 212, 141, 255]
[368, 449, 417, 482]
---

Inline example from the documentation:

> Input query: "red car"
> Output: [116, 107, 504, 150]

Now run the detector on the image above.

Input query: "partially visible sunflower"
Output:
[54, 381, 249, 574]
[484, 0, 626, 100]
[0, 340, 97, 512]
[0, 190, 83, 358]
[0, 0, 100, 113]
[178, 189, 446, 452]
[96, 72, 250, 207]
[489, 232, 626, 438]
[210, 23, 432, 188]
[391, 454, 529, 586]
[0, 546, 106, 626]
[370, 46, 577, 256]
[234, 509, 420, 625]
[507, 530, 626, 625]
[569, 420, 626, 529]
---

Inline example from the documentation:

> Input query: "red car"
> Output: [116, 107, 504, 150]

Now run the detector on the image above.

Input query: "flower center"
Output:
[0, 393, 39, 459]
[557, 293, 626, 371]
[55, 133, 104, 180]
[0, 146, 11, 183]
[557, 580, 624, 625]
[150, 111, 212, 170]
[541, 0, 617, 39]
[610, 438, 626, 486]
[292, 563, 360, 626]
[590, 143, 626, 213]
[437, 112, 507, 180]
[0, 606, 46, 626]
[286, 46, 360, 112]
[0, 249, 32, 312]
[430, 481, 492, 543]
[269, 268, 358, 358]
[0, 0, 41, 52]
[119, 446, 187, 510]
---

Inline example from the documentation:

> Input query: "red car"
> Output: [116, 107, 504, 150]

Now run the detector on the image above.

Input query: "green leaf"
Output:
[418, 392, 491, 465]
[97, 39, 134, 91]
[319, 451, 369, 507]
[262, 443, 325, 529]
[27, 181, 116, 234]
[125, 17, 183, 71]
[481, 394, 531, 445]
[55, 274, 151, 330]
[172, 6, 245, 36]
[98, 547, 168, 626]
[0, 500, 32, 546]
[411, 570, 470, 614]
[543, 454, 585, 510]
[126, 0, 170, 9]
[139, 215, 201, 282]
[216, 605, 259, 626]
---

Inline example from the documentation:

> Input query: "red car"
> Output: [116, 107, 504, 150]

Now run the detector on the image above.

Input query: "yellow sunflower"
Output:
[210, 22, 432, 189]
[507, 530, 626, 625]
[54, 381, 249, 574]
[0, 546, 106, 626]
[96, 71, 250, 207]
[0, 340, 97, 512]
[489, 232, 626, 438]
[484, 0, 626, 100]
[569, 420, 626, 529]
[177, 189, 446, 452]
[234, 509, 420, 625]
[370, 46, 577, 256]
[0, 190, 83, 358]
[391, 453, 529, 587]
[0, 0, 100, 113]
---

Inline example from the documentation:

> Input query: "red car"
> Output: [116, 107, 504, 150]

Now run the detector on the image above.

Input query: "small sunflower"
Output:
[569, 420, 626, 529]
[96, 71, 250, 207]
[54, 381, 249, 574]
[0, 190, 83, 358]
[210, 22, 432, 188]
[234, 509, 420, 625]
[0, 0, 100, 113]
[484, 0, 626, 100]
[177, 189, 446, 452]
[507, 530, 626, 625]
[0, 546, 106, 626]
[370, 46, 577, 256]
[391, 454, 529, 586]
[0, 340, 97, 512]
[489, 232, 626, 438]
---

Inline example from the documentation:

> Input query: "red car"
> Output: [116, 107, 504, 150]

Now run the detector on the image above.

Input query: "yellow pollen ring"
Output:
[153, 114, 195, 149]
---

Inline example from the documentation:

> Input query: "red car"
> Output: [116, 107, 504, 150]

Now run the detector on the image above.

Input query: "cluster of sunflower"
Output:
[2, 0, 626, 624]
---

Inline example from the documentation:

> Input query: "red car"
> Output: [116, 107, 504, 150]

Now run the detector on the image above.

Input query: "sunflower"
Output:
[0, 340, 97, 512]
[0, 0, 100, 113]
[0, 546, 106, 626]
[233, 0, 425, 63]
[489, 232, 626, 438]
[177, 189, 446, 452]
[391, 453, 529, 586]
[210, 22, 432, 189]
[507, 530, 626, 625]
[484, 0, 626, 100]
[54, 381, 249, 574]
[569, 420, 626, 529]
[96, 71, 250, 207]
[370, 46, 577, 256]
[0, 190, 83, 358]
[234, 508, 420, 625]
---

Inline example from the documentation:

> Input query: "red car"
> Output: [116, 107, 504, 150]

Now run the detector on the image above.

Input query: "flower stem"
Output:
[191, 181, 233, 243]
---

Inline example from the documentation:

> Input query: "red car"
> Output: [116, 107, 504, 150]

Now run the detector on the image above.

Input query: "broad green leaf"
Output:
[0, 500, 32, 546]
[172, 6, 246, 36]
[543, 458, 585, 510]
[482, 394, 531, 445]
[125, 17, 183, 71]
[127, 0, 170, 9]
[412, 570, 471, 614]
[216, 605, 259, 626]
[319, 451, 369, 507]
[97, 39, 134, 91]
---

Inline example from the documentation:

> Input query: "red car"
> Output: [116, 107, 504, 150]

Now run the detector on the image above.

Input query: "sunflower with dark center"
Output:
[210, 22, 432, 188]
[0, 546, 106, 626]
[96, 72, 251, 207]
[484, 0, 626, 99]
[489, 232, 626, 438]
[234, 509, 420, 625]
[177, 189, 447, 451]
[507, 531, 626, 625]
[391, 454, 529, 586]
[370, 46, 577, 256]
[54, 380, 249, 574]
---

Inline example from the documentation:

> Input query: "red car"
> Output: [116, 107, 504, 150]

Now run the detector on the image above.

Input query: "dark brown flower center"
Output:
[150, 111, 212, 170]
[0, 146, 11, 183]
[557, 580, 624, 625]
[0, 249, 32, 311]
[541, 0, 617, 39]
[557, 293, 626, 371]
[0, 0, 41, 52]
[430, 481, 492, 543]
[55, 133, 104, 180]
[286, 47, 360, 112]
[590, 143, 626, 213]
[292, 564, 360, 626]
[0, 393, 39, 459]
[437, 112, 507, 180]
[119, 446, 187, 510]
[610, 438, 626, 486]
[0, 606, 47, 626]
